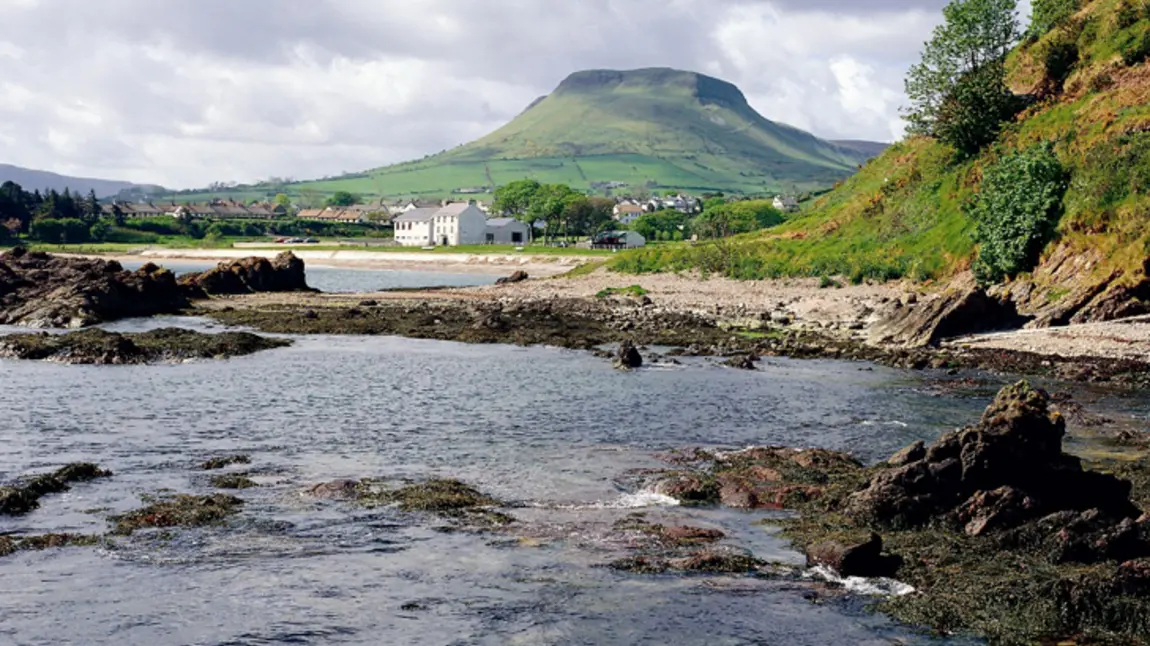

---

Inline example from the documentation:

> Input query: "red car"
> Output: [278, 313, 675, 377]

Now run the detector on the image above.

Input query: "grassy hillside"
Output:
[162, 68, 884, 204]
[614, 0, 1150, 288]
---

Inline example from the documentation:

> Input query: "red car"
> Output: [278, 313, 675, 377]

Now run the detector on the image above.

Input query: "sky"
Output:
[0, 0, 1032, 189]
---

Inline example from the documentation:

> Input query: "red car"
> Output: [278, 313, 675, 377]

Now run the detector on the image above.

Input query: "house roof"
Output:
[393, 207, 439, 223]
[435, 202, 474, 216]
[485, 217, 521, 227]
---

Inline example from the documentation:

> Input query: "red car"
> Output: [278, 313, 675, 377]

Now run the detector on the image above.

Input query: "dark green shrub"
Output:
[971, 144, 1068, 284]
[104, 227, 161, 244]
[124, 217, 182, 236]
[1043, 37, 1079, 91]
[30, 218, 90, 243]
[1116, 0, 1141, 29]
[936, 63, 1025, 159]
[1029, 0, 1079, 38]
[88, 221, 109, 242]
[1121, 31, 1150, 66]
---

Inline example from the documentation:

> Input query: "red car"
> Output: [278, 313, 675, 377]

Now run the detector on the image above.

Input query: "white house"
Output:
[773, 196, 800, 213]
[484, 218, 531, 244]
[393, 207, 438, 246]
[431, 202, 487, 246]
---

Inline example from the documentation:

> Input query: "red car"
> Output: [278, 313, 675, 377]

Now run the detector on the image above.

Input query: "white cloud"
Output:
[0, 0, 951, 188]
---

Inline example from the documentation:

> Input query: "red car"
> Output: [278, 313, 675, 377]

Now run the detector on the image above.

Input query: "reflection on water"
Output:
[0, 324, 1003, 645]
[119, 259, 497, 293]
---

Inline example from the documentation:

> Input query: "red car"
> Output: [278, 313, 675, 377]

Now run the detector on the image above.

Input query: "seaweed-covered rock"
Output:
[614, 340, 643, 370]
[209, 474, 257, 490]
[0, 533, 100, 558]
[110, 493, 244, 535]
[723, 354, 758, 370]
[847, 382, 1142, 532]
[0, 463, 112, 515]
[198, 455, 252, 470]
[0, 248, 188, 328]
[178, 252, 310, 298]
[0, 328, 289, 364]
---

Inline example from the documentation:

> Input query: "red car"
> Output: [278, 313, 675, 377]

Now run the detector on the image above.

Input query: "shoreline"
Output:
[77, 248, 588, 277]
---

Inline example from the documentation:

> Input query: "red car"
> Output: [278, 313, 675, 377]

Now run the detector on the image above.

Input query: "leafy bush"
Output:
[1029, 0, 1079, 38]
[1121, 30, 1150, 66]
[1116, 0, 1141, 30]
[971, 144, 1068, 284]
[936, 63, 1025, 159]
[124, 217, 183, 236]
[30, 218, 90, 243]
[1043, 36, 1079, 92]
[88, 221, 109, 242]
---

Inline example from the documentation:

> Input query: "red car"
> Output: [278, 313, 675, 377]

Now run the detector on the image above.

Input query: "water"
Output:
[118, 259, 498, 293]
[0, 313, 1015, 646]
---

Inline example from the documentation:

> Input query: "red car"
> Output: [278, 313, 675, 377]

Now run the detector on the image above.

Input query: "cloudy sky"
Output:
[0, 0, 1031, 189]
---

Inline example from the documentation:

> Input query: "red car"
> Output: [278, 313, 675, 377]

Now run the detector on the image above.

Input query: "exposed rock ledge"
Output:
[0, 328, 291, 364]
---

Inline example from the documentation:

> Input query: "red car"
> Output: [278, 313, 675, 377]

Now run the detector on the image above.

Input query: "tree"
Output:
[492, 179, 543, 239]
[692, 201, 783, 239]
[1028, 0, 1078, 39]
[325, 191, 359, 207]
[111, 203, 126, 227]
[274, 193, 292, 209]
[904, 0, 1021, 156]
[527, 184, 579, 244]
[83, 189, 102, 225]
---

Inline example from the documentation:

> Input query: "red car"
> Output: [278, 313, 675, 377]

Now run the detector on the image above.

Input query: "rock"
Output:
[870, 284, 1029, 348]
[806, 533, 902, 578]
[670, 548, 762, 573]
[496, 271, 529, 285]
[0, 328, 290, 365]
[662, 526, 725, 543]
[722, 354, 758, 370]
[209, 474, 257, 490]
[847, 381, 1142, 532]
[954, 486, 1038, 536]
[651, 474, 720, 504]
[613, 340, 643, 370]
[888, 440, 926, 467]
[718, 479, 759, 509]
[178, 252, 311, 298]
[0, 248, 188, 328]
[306, 479, 361, 500]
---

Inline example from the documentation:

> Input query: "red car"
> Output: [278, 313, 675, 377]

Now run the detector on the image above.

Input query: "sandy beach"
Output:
[91, 247, 589, 277]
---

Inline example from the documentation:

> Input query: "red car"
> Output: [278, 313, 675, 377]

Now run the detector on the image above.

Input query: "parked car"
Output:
[283, 237, 304, 244]
[303, 238, 319, 244]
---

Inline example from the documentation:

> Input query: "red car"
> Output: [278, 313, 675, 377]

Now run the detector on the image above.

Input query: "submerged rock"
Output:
[178, 252, 311, 298]
[0, 328, 289, 364]
[613, 340, 643, 370]
[0, 533, 100, 559]
[308, 477, 512, 529]
[198, 455, 253, 471]
[110, 493, 244, 536]
[209, 474, 257, 490]
[0, 463, 112, 515]
[722, 354, 758, 370]
[0, 248, 188, 328]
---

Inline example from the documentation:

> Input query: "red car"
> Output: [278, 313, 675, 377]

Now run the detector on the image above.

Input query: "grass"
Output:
[595, 285, 649, 298]
[8, 240, 614, 259]
[607, 1, 1150, 288]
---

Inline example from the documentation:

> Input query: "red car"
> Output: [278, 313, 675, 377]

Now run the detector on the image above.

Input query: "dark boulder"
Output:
[496, 271, 529, 285]
[178, 252, 310, 297]
[871, 285, 1029, 347]
[847, 381, 1142, 531]
[614, 340, 643, 370]
[806, 533, 902, 578]
[0, 249, 188, 327]
[888, 440, 926, 467]
[723, 354, 758, 370]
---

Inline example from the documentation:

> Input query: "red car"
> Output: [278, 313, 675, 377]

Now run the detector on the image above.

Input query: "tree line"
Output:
[490, 180, 785, 244]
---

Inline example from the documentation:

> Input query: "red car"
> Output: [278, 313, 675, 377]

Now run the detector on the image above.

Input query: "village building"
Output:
[591, 230, 646, 249]
[773, 195, 800, 213]
[484, 217, 530, 244]
[392, 207, 438, 246]
[431, 201, 487, 246]
[613, 203, 645, 225]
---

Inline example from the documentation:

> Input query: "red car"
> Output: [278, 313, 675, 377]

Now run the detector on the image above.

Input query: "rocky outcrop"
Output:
[0, 328, 291, 364]
[846, 382, 1143, 555]
[496, 270, 529, 285]
[614, 340, 643, 370]
[722, 354, 758, 370]
[0, 248, 187, 328]
[870, 283, 1029, 347]
[178, 252, 310, 298]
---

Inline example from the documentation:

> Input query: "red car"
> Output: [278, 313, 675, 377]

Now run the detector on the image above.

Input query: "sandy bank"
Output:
[92, 248, 588, 277]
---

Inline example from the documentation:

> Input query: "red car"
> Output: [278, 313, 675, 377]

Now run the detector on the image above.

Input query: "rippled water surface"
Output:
[0, 315, 1028, 645]
[120, 259, 498, 292]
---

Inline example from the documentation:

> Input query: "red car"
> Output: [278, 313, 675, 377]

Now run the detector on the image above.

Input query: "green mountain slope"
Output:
[289, 68, 884, 200]
[615, 0, 1150, 298]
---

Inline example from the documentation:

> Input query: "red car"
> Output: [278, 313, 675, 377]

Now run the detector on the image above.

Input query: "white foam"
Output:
[528, 489, 681, 510]
[805, 565, 917, 597]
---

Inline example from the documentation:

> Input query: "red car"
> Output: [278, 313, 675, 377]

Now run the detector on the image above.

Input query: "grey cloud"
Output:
[0, 0, 963, 187]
